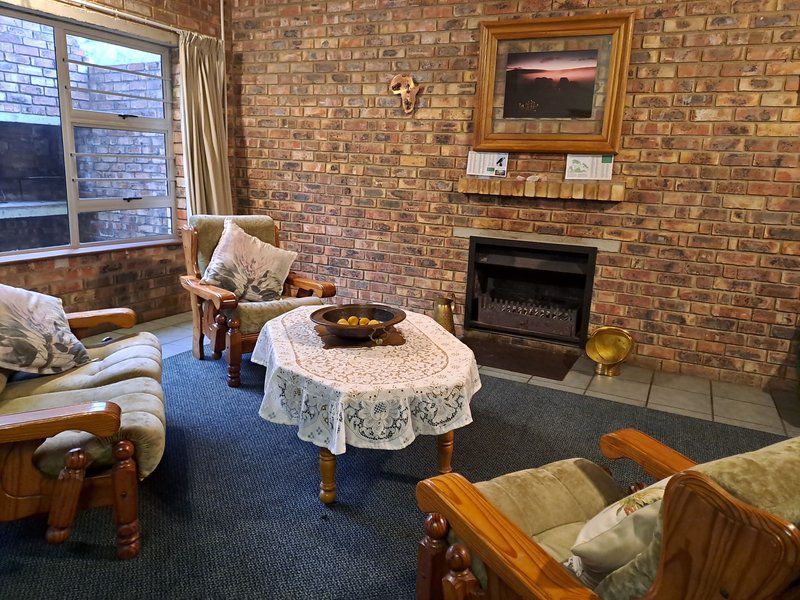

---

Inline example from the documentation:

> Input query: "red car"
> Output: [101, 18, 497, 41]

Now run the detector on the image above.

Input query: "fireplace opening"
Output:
[465, 237, 596, 346]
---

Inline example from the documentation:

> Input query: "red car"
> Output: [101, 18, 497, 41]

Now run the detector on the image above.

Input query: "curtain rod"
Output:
[57, 0, 224, 38]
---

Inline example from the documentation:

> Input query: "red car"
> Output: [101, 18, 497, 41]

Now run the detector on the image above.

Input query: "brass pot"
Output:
[586, 326, 634, 377]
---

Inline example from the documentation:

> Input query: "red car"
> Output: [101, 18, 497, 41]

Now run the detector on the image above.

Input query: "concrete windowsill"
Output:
[0, 237, 182, 266]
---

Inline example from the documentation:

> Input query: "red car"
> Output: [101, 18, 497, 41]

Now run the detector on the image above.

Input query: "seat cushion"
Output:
[226, 296, 323, 334]
[453, 458, 624, 588]
[0, 333, 162, 401]
[190, 214, 276, 275]
[0, 377, 165, 479]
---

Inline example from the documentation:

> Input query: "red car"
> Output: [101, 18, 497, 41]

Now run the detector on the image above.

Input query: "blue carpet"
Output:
[0, 352, 784, 599]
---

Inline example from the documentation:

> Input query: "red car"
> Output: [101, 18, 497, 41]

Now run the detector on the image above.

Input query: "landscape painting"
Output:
[502, 49, 598, 119]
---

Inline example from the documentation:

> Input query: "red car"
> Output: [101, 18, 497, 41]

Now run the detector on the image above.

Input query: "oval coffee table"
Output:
[251, 304, 481, 503]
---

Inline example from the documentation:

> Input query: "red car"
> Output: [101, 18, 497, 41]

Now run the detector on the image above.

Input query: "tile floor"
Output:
[481, 356, 797, 437]
[83, 311, 196, 359]
[90, 312, 798, 438]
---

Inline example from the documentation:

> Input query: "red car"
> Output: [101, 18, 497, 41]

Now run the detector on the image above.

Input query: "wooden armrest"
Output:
[67, 308, 136, 333]
[180, 275, 238, 310]
[417, 473, 599, 600]
[600, 429, 697, 480]
[0, 402, 121, 444]
[286, 272, 336, 298]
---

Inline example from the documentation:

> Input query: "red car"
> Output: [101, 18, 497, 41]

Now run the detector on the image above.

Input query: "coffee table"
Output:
[251, 305, 482, 503]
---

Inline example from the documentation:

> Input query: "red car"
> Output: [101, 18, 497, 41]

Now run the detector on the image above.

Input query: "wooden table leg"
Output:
[319, 447, 337, 504]
[437, 431, 454, 475]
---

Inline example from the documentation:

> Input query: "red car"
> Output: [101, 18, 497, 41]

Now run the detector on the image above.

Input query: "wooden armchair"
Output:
[416, 429, 800, 599]
[180, 215, 336, 387]
[0, 308, 144, 559]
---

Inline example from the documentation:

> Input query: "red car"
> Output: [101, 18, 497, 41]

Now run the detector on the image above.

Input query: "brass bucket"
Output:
[586, 326, 634, 377]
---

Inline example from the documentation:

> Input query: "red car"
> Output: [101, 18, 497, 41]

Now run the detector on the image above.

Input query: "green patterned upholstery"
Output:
[189, 214, 276, 275]
[453, 458, 624, 588]
[597, 436, 800, 599]
[0, 333, 166, 479]
[225, 296, 322, 334]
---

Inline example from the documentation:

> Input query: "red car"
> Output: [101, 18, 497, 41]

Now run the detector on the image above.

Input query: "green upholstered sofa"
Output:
[416, 429, 800, 600]
[0, 308, 166, 559]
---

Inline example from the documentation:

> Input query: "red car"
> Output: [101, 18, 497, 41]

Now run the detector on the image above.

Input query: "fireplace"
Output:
[465, 237, 596, 346]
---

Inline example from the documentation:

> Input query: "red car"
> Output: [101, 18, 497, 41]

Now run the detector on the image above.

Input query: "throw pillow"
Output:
[0, 284, 91, 375]
[564, 477, 670, 588]
[200, 219, 298, 302]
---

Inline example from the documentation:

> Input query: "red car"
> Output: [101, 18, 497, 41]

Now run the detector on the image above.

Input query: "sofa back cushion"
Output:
[595, 436, 800, 599]
[0, 284, 90, 375]
[189, 214, 276, 275]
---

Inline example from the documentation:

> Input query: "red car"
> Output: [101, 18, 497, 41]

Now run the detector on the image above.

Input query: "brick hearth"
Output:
[230, 0, 799, 392]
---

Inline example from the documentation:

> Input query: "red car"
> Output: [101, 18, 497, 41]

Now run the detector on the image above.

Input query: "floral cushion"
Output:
[200, 219, 297, 301]
[0, 284, 90, 375]
[565, 477, 670, 588]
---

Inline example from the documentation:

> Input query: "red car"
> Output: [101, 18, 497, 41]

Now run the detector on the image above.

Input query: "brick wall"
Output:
[0, 0, 222, 322]
[229, 0, 800, 391]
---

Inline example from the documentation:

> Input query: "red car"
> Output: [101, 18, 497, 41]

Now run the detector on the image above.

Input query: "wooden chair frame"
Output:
[179, 222, 336, 387]
[0, 308, 142, 559]
[416, 429, 800, 600]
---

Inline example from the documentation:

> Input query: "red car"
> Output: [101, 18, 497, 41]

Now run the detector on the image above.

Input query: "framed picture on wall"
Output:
[472, 13, 635, 154]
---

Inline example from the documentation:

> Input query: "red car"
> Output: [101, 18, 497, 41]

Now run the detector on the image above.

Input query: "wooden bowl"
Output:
[310, 304, 406, 340]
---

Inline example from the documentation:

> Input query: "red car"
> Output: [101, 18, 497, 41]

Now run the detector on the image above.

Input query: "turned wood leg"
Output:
[46, 448, 87, 544]
[416, 513, 449, 600]
[443, 544, 482, 599]
[211, 313, 227, 360]
[190, 296, 205, 360]
[319, 447, 337, 504]
[112, 441, 140, 560]
[437, 431, 454, 475]
[226, 318, 242, 388]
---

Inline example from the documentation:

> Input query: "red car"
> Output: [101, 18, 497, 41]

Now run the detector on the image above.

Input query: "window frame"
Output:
[0, 6, 178, 261]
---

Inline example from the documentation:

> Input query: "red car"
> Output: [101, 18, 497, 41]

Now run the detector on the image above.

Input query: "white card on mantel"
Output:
[467, 151, 508, 177]
[565, 154, 613, 180]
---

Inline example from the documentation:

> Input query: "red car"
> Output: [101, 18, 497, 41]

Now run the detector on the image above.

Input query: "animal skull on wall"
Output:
[390, 74, 421, 114]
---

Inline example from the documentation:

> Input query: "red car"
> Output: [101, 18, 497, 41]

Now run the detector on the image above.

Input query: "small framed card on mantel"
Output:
[565, 154, 614, 180]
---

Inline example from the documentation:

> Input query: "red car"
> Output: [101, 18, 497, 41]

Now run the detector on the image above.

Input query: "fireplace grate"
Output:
[477, 294, 578, 338]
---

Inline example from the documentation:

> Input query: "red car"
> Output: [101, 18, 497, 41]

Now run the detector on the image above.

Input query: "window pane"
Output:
[78, 207, 172, 242]
[66, 35, 163, 77]
[77, 178, 168, 199]
[66, 34, 164, 118]
[71, 88, 165, 118]
[68, 62, 164, 98]
[74, 127, 166, 156]
[77, 155, 167, 183]
[0, 14, 69, 252]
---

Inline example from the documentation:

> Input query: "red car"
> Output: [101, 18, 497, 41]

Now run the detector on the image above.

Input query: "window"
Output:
[0, 8, 175, 257]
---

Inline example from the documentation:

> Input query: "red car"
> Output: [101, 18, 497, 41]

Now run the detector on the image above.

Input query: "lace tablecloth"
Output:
[251, 305, 481, 455]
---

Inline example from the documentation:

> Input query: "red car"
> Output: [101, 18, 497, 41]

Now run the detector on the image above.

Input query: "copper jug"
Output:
[433, 296, 455, 334]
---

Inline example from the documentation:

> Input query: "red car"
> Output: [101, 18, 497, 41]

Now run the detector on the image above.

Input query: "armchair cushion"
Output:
[0, 284, 90, 375]
[455, 458, 624, 588]
[0, 333, 162, 400]
[225, 296, 322, 334]
[597, 436, 800, 599]
[201, 219, 297, 301]
[189, 214, 277, 275]
[0, 332, 165, 480]
[0, 377, 165, 479]
[567, 477, 670, 588]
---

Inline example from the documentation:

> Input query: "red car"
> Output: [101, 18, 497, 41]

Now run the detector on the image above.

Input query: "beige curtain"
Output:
[179, 32, 233, 216]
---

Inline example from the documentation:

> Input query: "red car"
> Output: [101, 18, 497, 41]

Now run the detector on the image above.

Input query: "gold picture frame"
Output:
[473, 12, 635, 154]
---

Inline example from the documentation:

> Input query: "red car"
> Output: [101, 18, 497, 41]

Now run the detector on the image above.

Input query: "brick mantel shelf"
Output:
[457, 177, 626, 202]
